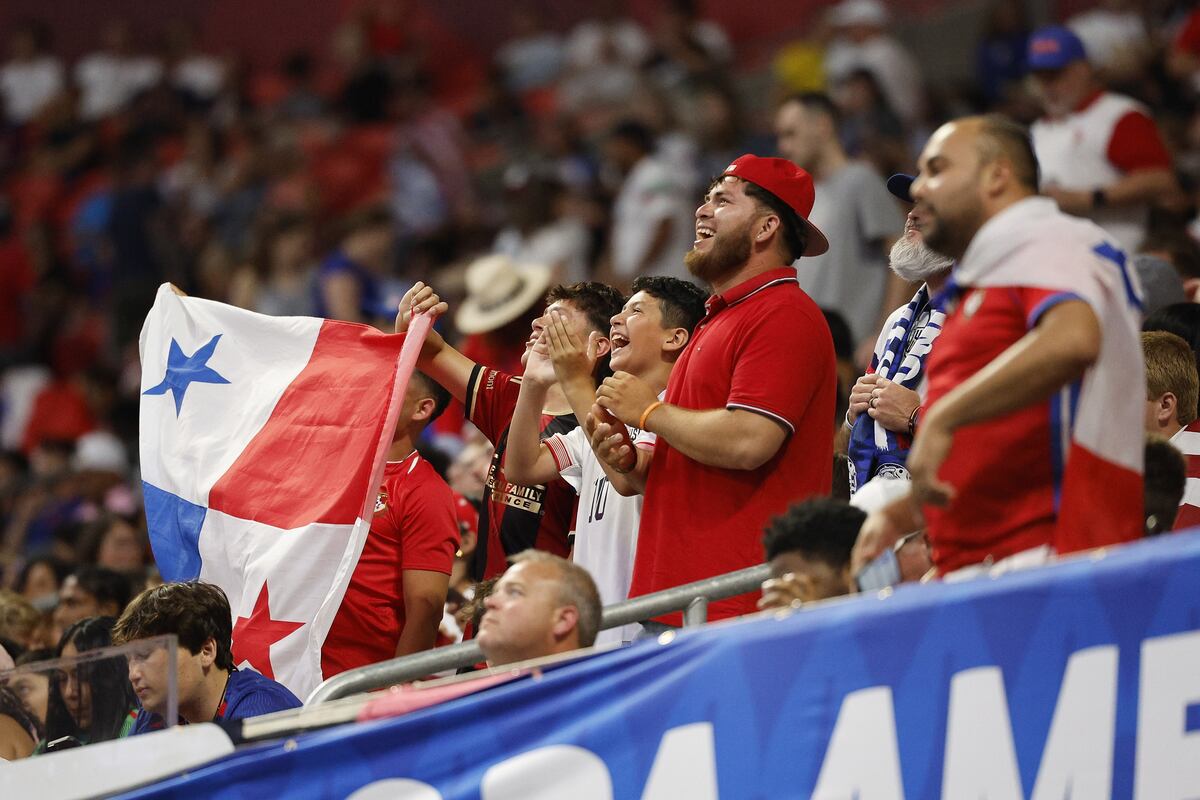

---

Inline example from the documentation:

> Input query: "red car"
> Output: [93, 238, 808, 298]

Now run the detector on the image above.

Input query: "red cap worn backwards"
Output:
[722, 155, 829, 257]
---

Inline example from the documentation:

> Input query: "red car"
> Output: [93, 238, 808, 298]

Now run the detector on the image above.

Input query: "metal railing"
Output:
[305, 563, 770, 706]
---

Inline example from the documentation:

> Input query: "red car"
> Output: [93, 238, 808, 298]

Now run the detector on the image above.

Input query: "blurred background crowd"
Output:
[1, 0, 1199, 679]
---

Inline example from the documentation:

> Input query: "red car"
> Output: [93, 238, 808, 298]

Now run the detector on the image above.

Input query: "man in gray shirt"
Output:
[775, 93, 907, 360]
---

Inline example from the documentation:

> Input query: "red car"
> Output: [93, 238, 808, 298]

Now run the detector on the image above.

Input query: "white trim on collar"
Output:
[725, 276, 799, 308]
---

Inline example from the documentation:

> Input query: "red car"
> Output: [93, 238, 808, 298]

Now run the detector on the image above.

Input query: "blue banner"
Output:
[119, 532, 1200, 799]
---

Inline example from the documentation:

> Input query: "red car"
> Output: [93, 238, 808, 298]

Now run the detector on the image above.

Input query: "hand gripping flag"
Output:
[139, 284, 431, 697]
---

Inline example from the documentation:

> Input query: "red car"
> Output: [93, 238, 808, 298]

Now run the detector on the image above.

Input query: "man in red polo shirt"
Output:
[852, 115, 1144, 578]
[591, 155, 836, 630]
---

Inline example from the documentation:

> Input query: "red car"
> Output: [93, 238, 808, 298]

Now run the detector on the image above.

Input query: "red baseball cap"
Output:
[722, 155, 829, 257]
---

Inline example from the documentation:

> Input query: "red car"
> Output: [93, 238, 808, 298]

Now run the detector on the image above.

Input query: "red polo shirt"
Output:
[633, 267, 835, 623]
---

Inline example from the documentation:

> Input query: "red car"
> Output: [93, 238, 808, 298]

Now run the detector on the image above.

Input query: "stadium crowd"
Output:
[2, 0, 1200, 760]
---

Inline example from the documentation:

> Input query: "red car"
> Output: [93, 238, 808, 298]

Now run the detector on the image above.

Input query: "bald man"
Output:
[853, 114, 1144, 579]
[475, 551, 602, 667]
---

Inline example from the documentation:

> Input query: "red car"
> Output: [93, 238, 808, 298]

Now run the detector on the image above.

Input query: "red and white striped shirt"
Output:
[1171, 420, 1200, 530]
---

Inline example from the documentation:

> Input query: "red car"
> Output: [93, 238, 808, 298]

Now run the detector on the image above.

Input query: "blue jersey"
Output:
[131, 667, 301, 734]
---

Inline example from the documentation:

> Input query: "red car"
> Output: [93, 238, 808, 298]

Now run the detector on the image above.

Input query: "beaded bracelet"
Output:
[907, 405, 922, 436]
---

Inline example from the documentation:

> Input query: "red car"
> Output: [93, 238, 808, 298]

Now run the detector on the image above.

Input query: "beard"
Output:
[684, 219, 753, 285]
[919, 196, 982, 265]
[889, 233, 954, 283]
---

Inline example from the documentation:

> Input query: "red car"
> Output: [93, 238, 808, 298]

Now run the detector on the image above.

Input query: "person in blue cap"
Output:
[1027, 24, 1178, 254]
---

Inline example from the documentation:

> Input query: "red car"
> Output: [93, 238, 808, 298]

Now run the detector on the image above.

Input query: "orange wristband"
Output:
[639, 401, 664, 431]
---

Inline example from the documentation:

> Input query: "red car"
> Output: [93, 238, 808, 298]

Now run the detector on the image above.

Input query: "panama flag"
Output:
[952, 196, 1144, 552]
[139, 283, 426, 698]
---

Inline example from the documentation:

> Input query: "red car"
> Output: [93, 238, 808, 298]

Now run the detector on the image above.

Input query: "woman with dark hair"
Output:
[831, 68, 908, 175]
[16, 555, 71, 611]
[228, 212, 318, 317]
[74, 513, 151, 576]
[48, 617, 138, 745]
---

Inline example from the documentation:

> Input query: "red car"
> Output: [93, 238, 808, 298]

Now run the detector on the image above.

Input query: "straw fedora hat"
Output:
[455, 254, 553, 334]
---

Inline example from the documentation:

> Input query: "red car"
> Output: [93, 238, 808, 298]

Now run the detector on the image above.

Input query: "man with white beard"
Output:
[844, 174, 954, 495]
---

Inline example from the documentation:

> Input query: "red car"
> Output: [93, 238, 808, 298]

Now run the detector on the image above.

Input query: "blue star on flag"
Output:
[144, 334, 231, 416]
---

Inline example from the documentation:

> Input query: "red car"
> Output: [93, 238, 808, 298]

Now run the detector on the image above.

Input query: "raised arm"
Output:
[503, 346, 564, 487]
[541, 311, 660, 493]
[395, 282, 477, 404]
[545, 311, 604, 425]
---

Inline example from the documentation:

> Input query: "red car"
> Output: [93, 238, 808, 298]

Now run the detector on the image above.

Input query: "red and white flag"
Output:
[139, 284, 427, 697]
[955, 196, 1144, 550]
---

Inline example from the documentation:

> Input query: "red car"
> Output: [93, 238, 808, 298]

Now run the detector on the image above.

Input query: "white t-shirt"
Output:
[74, 53, 162, 120]
[493, 218, 591, 285]
[611, 155, 696, 281]
[1068, 10, 1149, 77]
[0, 57, 64, 123]
[793, 160, 904, 342]
[1031, 92, 1150, 254]
[545, 421, 657, 646]
[497, 33, 565, 91]
[173, 56, 225, 100]
[564, 19, 650, 69]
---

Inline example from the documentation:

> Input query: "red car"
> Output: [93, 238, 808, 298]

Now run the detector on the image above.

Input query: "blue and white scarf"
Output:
[847, 285, 945, 494]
